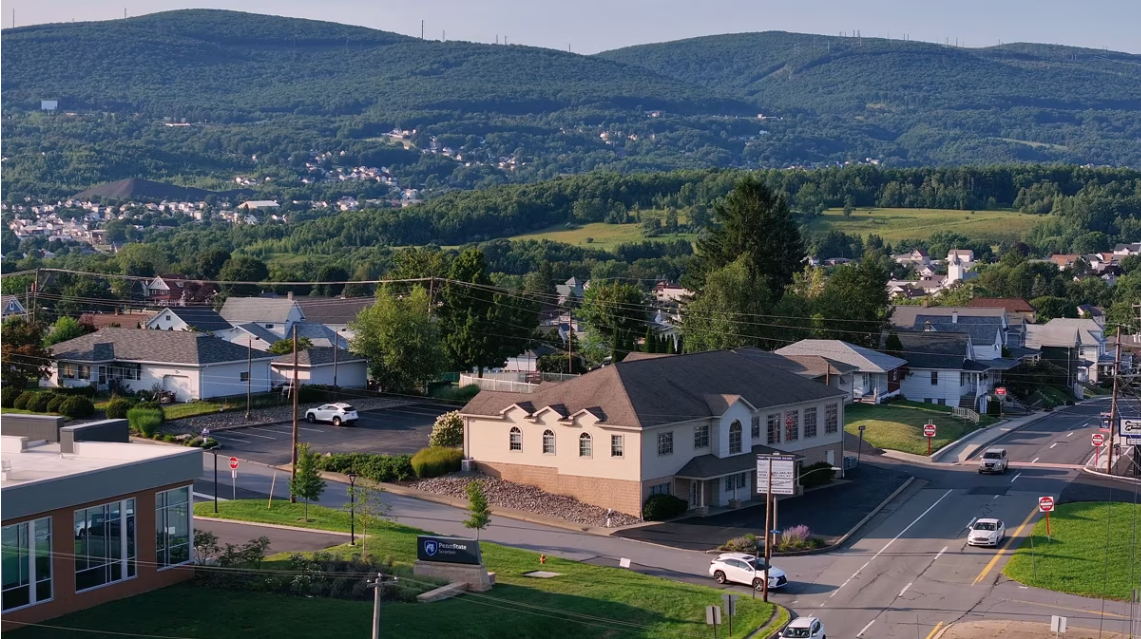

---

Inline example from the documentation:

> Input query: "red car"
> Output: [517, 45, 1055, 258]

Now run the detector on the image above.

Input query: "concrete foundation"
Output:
[413, 561, 495, 592]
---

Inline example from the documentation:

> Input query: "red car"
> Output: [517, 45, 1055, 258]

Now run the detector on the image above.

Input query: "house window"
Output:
[767, 413, 780, 445]
[611, 435, 624, 458]
[694, 425, 709, 449]
[60, 363, 77, 379]
[785, 410, 799, 442]
[804, 407, 818, 438]
[657, 431, 674, 456]
[724, 473, 747, 492]
[542, 430, 555, 455]
[649, 483, 672, 496]
[155, 487, 191, 568]
[240, 372, 250, 382]
[74, 498, 136, 592]
[751, 415, 761, 439]
[931, 371, 939, 385]
[579, 433, 592, 458]
[862, 373, 873, 388]
[509, 427, 522, 451]
[265, 324, 274, 329]
[78, 365, 91, 380]
[729, 421, 743, 454]
[825, 404, 839, 434]
[1, 518, 52, 611]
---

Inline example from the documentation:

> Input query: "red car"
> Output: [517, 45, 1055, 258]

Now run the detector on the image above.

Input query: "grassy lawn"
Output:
[505, 222, 695, 249]
[1004, 501, 1141, 601]
[0, 407, 62, 417]
[163, 401, 227, 420]
[803, 207, 1040, 243]
[845, 402, 983, 455]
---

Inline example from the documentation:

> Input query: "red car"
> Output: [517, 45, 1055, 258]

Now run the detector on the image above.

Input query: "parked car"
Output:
[708, 552, 787, 590]
[782, 616, 826, 639]
[978, 447, 1008, 474]
[967, 518, 1006, 547]
[304, 402, 359, 426]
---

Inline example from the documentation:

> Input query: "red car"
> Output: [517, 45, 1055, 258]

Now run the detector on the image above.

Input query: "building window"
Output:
[265, 324, 274, 329]
[862, 373, 873, 388]
[751, 415, 761, 439]
[825, 404, 839, 434]
[724, 473, 747, 492]
[767, 413, 780, 445]
[509, 427, 522, 451]
[611, 435, 624, 458]
[60, 363, 77, 379]
[78, 365, 91, 380]
[74, 498, 136, 593]
[694, 425, 709, 449]
[804, 407, 818, 438]
[649, 482, 671, 496]
[729, 421, 743, 454]
[1, 518, 52, 611]
[931, 371, 939, 385]
[657, 431, 674, 456]
[155, 487, 191, 568]
[541, 430, 555, 455]
[240, 372, 250, 382]
[579, 433, 592, 457]
[785, 410, 799, 442]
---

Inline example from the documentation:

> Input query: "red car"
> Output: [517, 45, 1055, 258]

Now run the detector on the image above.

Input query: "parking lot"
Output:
[210, 402, 454, 465]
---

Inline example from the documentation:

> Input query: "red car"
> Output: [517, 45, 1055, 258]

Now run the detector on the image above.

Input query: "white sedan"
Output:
[967, 518, 1006, 547]
[304, 402, 359, 427]
[709, 552, 788, 590]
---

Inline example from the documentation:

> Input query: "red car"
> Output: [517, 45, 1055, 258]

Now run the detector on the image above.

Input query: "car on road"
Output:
[978, 447, 1008, 474]
[304, 402, 359, 426]
[708, 552, 787, 590]
[967, 518, 1006, 546]
[781, 616, 826, 639]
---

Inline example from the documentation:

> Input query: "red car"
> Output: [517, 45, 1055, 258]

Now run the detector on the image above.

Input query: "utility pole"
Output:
[367, 573, 395, 639]
[245, 339, 252, 420]
[567, 325, 574, 374]
[290, 325, 299, 502]
[31, 269, 39, 325]
[427, 277, 435, 315]
[333, 341, 339, 391]
[1107, 326, 1123, 475]
[421, 20, 424, 40]
[762, 455, 774, 602]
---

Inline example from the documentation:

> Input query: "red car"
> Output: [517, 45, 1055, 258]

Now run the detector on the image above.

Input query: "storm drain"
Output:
[522, 571, 563, 578]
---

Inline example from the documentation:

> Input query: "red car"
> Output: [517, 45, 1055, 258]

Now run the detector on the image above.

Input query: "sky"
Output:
[6, 0, 1140, 54]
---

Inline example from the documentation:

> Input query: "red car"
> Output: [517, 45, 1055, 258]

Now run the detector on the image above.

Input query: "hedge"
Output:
[46, 395, 66, 414]
[316, 452, 414, 483]
[105, 398, 135, 419]
[1, 387, 21, 408]
[13, 391, 37, 410]
[51, 385, 98, 398]
[59, 396, 95, 420]
[127, 407, 164, 437]
[27, 393, 52, 413]
[799, 461, 837, 490]
[642, 494, 688, 521]
[411, 447, 463, 479]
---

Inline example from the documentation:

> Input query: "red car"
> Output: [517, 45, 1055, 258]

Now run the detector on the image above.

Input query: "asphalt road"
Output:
[206, 402, 451, 465]
[192, 395, 1141, 639]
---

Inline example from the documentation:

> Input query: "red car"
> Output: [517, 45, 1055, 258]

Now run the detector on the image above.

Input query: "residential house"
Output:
[238, 200, 280, 211]
[1049, 254, 1082, 270]
[967, 297, 1036, 322]
[459, 349, 848, 516]
[78, 310, 157, 330]
[775, 340, 906, 403]
[503, 344, 560, 373]
[892, 332, 1005, 411]
[145, 275, 188, 306]
[1026, 318, 1110, 385]
[890, 306, 1037, 360]
[1112, 242, 1141, 258]
[1, 417, 199, 627]
[46, 328, 275, 401]
[555, 277, 586, 305]
[910, 312, 1006, 361]
[653, 281, 691, 305]
[1, 294, 27, 318]
[915, 275, 947, 295]
[218, 296, 304, 341]
[730, 348, 857, 398]
[270, 348, 367, 389]
[295, 297, 373, 342]
[145, 307, 233, 334]
[893, 249, 930, 268]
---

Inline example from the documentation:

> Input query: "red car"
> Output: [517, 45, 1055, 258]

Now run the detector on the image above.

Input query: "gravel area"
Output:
[162, 397, 416, 435]
[406, 474, 642, 527]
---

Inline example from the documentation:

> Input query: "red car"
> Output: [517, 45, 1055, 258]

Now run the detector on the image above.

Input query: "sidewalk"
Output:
[938, 620, 1130, 639]
[942, 412, 1048, 463]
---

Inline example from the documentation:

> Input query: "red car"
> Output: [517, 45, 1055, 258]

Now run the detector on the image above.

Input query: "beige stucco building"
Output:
[460, 349, 847, 517]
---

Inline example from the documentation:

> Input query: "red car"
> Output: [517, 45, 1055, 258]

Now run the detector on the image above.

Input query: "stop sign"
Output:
[1038, 496, 1055, 512]
[1092, 433, 1105, 447]
[995, 387, 1007, 396]
[923, 423, 937, 438]
[229, 456, 239, 470]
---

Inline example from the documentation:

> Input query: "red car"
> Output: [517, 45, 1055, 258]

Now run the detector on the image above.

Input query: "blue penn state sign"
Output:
[416, 535, 483, 565]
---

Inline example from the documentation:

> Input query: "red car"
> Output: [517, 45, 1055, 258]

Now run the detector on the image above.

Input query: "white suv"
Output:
[978, 447, 1008, 474]
[782, 616, 826, 639]
[304, 402, 359, 427]
[708, 552, 788, 590]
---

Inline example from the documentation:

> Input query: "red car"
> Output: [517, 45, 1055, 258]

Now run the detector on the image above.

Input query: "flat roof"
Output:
[1, 437, 198, 487]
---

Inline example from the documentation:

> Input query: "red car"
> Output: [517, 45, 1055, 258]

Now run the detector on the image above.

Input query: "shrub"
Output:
[135, 400, 163, 413]
[59, 396, 95, 419]
[50, 385, 98, 398]
[775, 525, 825, 552]
[1, 386, 22, 408]
[430, 384, 480, 403]
[46, 395, 66, 414]
[298, 384, 334, 404]
[719, 533, 761, 553]
[27, 393, 52, 413]
[642, 494, 688, 521]
[411, 447, 464, 479]
[127, 407, 164, 437]
[105, 397, 135, 419]
[13, 391, 37, 410]
[316, 452, 413, 483]
[799, 461, 836, 490]
[428, 411, 464, 448]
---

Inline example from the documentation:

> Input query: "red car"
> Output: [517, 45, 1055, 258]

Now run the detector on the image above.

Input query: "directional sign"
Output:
[1039, 496, 1055, 513]
[923, 423, 937, 438]
[229, 456, 239, 470]
[1092, 433, 1105, 447]
[995, 387, 1007, 396]
[756, 455, 797, 496]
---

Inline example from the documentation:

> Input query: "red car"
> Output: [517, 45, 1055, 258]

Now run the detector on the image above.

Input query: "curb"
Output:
[960, 412, 1054, 461]
[1080, 466, 1141, 485]
[930, 420, 1002, 463]
[751, 606, 791, 639]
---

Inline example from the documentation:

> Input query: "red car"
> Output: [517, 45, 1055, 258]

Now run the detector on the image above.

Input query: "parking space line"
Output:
[213, 434, 252, 444]
[299, 427, 322, 432]
[234, 431, 274, 439]
[385, 408, 447, 417]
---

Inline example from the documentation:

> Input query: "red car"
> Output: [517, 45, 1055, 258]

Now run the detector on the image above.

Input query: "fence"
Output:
[459, 374, 538, 393]
[952, 406, 980, 424]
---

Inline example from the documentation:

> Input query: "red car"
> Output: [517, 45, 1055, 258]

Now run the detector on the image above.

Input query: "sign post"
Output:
[857, 424, 866, 467]
[1092, 433, 1105, 469]
[1050, 614, 1066, 638]
[756, 454, 795, 603]
[721, 594, 737, 636]
[923, 423, 937, 455]
[705, 604, 722, 638]
[995, 387, 1006, 419]
[1039, 496, 1055, 539]
[229, 457, 239, 501]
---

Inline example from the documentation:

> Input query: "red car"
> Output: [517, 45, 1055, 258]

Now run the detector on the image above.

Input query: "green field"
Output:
[804, 207, 1041, 243]
[845, 402, 987, 455]
[506, 222, 695, 249]
[1004, 501, 1141, 601]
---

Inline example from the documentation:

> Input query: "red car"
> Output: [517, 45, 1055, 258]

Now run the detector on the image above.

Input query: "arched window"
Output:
[579, 432, 593, 457]
[542, 430, 556, 455]
[509, 426, 522, 451]
[729, 420, 743, 455]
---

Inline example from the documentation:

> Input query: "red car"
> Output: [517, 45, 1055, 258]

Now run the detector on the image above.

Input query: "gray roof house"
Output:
[46, 328, 275, 402]
[775, 340, 907, 403]
[218, 297, 304, 340]
[145, 307, 233, 333]
[1027, 318, 1110, 385]
[892, 332, 1014, 411]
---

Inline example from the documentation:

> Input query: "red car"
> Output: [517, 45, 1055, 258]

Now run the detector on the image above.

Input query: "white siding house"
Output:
[270, 348, 368, 388]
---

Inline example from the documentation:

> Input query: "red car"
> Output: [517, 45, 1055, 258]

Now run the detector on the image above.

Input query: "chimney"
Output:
[287, 291, 294, 301]
[951, 311, 958, 324]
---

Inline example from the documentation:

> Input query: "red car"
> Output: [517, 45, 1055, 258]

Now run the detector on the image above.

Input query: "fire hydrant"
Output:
[539, 554, 546, 565]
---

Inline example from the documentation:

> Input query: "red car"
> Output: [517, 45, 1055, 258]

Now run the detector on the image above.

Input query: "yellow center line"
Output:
[972, 504, 1039, 585]
[923, 621, 944, 639]
[1008, 599, 1130, 619]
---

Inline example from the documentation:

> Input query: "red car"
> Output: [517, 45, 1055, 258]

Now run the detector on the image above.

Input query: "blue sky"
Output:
[7, 0, 1139, 54]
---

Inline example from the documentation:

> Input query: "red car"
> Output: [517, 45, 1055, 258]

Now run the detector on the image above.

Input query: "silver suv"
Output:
[978, 447, 1008, 474]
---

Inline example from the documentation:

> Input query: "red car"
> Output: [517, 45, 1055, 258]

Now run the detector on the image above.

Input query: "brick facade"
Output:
[476, 460, 644, 516]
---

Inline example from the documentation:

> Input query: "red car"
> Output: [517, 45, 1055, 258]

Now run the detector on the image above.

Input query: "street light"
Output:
[348, 472, 358, 546]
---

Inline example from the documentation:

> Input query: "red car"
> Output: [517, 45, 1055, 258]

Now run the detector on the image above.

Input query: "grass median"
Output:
[1004, 501, 1141, 601]
[10, 499, 782, 639]
[845, 402, 983, 455]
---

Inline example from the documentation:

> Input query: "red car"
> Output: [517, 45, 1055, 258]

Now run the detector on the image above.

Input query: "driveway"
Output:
[207, 402, 453, 464]
[614, 463, 912, 551]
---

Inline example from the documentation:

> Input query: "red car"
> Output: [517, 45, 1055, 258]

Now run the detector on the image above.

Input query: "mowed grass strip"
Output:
[845, 402, 981, 455]
[803, 207, 1041, 243]
[507, 221, 695, 249]
[1004, 501, 1141, 601]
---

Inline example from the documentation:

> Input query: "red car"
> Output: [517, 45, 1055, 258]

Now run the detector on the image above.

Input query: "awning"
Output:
[675, 443, 797, 481]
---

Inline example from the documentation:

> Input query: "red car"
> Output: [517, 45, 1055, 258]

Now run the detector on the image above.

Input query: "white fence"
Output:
[952, 406, 980, 424]
[457, 371, 580, 394]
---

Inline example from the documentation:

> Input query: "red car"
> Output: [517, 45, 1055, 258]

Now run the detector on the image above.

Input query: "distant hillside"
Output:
[74, 178, 253, 201]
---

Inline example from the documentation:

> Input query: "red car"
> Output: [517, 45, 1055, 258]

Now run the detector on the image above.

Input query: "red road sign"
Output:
[228, 457, 239, 470]
[1092, 433, 1105, 447]
[923, 424, 937, 438]
[1038, 496, 1055, 513]
[995, 387, 1007, 396]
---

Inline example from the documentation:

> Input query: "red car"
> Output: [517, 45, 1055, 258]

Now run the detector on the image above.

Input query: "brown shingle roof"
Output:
[967, 297, 1034, 313]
